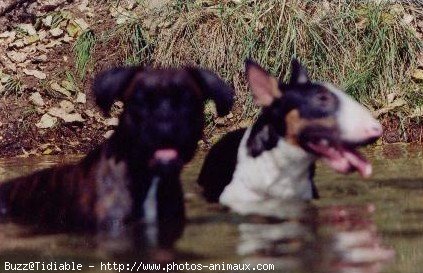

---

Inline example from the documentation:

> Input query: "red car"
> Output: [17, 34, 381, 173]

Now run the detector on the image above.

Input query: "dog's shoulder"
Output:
[197, 128, 247, 202]
[245, 116, 280, 157]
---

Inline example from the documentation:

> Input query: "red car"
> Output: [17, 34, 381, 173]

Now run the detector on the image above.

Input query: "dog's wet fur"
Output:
[0, 66, 234, 247]
[198, 59, 382, 213]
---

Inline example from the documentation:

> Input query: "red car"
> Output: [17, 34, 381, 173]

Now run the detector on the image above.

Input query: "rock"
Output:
[29, 92, 45, 106]
[76, 92, 86, 104]
[51, 82, 71, 97]
[18, 24, 37, 36]
[50, 28, 64, 37]
[59, 100, 75, 113]
[23, 69, 47, 80]
[6, 51, 28, 63]
[36, 113, 57, 128]
[48, 107, 85, 123]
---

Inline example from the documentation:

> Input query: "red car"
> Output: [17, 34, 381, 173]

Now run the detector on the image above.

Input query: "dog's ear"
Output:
[189, 68, 234, 117]
[289, 58, 310, 85]
[93, 67, 138, 114]
[246, 59, 282, 106]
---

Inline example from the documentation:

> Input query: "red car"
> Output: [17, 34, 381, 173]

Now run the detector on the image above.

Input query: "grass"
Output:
[73, 30, 96, 79]
[3, 77, 23, 95]
[152, 0, 422, 118]
[73, 0, 422, 128]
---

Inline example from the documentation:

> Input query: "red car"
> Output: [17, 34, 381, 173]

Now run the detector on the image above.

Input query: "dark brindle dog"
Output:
[0, 66, 234, 247]
[198, 59, 382, 214]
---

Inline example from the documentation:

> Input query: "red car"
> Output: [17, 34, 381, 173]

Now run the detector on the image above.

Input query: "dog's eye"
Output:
[310, 91, 338, 115]
[315, 92, 334, 106]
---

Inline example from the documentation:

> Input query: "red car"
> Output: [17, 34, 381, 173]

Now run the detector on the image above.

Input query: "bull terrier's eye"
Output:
[314, 92, 335, 108]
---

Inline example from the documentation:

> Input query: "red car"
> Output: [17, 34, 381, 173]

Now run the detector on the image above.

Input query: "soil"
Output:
[0, 0, 422, 158]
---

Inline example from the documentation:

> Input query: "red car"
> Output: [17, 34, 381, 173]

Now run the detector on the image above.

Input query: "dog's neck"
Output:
[219, 127, 316, 213]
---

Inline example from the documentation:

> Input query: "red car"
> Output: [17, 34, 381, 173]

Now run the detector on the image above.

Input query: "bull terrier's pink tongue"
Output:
[344, 150, 372, 178]
[154, 149, 178, 161]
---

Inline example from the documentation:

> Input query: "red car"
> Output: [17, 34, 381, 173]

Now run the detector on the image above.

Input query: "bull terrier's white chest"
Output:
[219, 128, 315, 212]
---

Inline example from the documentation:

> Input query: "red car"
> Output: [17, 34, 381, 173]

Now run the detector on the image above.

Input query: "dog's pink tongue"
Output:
[322, 149, 372, 178]
[344, 150, 372, 178]
[309, 142, 372, 178]
[154, 149, 178, 161]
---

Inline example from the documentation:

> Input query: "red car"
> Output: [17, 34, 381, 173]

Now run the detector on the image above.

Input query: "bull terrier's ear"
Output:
[93, 67, 138, 115]
[245, 59, 281, 106]
[189, 68, 234, 117]
[289, 58, 310, 85]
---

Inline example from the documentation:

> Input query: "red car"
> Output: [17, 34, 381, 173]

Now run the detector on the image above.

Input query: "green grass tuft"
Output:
[73, 30, 96, 79]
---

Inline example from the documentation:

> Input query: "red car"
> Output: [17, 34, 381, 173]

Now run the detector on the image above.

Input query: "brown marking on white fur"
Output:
[285, 109, 337, 146]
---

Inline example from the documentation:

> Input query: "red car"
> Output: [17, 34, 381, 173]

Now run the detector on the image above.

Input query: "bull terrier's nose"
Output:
[366, 123, 383, 138]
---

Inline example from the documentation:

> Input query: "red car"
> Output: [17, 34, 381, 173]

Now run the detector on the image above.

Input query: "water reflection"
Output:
[0, 144, 421, 273]
[235, 201, 394, 273]
[0, 156, 183, 265]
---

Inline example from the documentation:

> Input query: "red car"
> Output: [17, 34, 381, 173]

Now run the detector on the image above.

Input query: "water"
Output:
[0, 144, 422, 273]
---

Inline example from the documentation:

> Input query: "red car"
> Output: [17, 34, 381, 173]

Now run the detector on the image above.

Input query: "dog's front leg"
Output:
[139, 176, 185, 249]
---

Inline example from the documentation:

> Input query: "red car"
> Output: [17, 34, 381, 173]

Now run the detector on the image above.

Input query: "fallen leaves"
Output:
[6, 51, 28, 63]
[29, 92, 45, 106]
[36, 113, 57, 129]
[50, 82, 72, 97]
[23, 69, 47, 79]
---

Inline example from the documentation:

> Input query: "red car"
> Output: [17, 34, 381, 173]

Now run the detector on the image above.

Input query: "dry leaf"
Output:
[18, 24, 36, 35]
[23, 69, 47, 79]
[29, 92, 45, 106]
[48, 107, 85, 123]
[50, 28, 64, 37]
[59, 100, 75, 113]
[6, 51, 28, 63]
[76, 92, 86, 104]
[36, 113, 57, 128]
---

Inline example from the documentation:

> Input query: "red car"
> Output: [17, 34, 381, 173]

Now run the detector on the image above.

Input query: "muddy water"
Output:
[0, 144, 422, 273]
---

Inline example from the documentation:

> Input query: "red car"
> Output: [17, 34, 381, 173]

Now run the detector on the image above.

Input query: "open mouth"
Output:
[307, 139, 372, 178]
